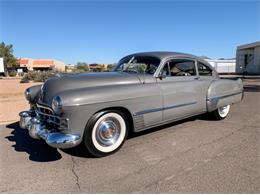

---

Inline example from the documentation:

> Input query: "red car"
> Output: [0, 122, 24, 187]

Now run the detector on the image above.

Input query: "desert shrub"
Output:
[20, 71, 55, 83]
[34, 71, 54, 82]
[70, 68, 86, 73]
[106, 64, 115, 72]
[20, 74, 30, 83]
[75, 62, 89, 72]
[20, 71, 36, 81]
[8, 71, 17, 77]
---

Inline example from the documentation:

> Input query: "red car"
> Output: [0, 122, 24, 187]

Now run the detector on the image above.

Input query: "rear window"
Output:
[197, 62, 212, 76]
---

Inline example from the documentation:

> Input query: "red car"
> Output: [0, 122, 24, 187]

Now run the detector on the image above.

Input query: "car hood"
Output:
[40, 72, 141, 105]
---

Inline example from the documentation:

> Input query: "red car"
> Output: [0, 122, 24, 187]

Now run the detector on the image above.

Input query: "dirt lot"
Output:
[0, 78, 41, 124]
[0, 78, 259, 193]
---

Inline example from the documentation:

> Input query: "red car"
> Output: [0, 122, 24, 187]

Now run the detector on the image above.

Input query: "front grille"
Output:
[36, 103, 61, 128]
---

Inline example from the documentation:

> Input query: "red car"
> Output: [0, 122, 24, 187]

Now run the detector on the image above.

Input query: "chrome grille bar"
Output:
[36, 103, 60, 126]
[36, 103, 54, 114]
[35, 103, 69, 130]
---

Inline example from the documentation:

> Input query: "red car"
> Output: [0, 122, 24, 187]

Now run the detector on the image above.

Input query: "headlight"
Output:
[24, 88, 31, 101]
[52, 96, 63, 114]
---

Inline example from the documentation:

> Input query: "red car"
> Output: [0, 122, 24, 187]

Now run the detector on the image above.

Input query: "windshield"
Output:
[114, 56, 161, 75]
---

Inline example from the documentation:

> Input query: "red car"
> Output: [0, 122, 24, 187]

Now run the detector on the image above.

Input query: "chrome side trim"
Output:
[164, 101, 197, 111]
[133, 101, 197, 116]
[134, 108, 162, 116]
[133, 114, 145, 130]
[134, 111, 206, 132]
[207, 91, 242, 102]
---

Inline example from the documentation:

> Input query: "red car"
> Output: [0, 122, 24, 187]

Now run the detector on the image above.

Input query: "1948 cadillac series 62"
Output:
[19, 52, 243, 157]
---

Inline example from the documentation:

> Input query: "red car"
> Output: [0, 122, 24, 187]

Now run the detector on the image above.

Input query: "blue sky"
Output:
[1, 0, 259, 64]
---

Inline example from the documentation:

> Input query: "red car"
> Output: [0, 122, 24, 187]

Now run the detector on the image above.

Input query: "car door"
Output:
[195, 60, 216, 105]
[157, 58, 207, 121]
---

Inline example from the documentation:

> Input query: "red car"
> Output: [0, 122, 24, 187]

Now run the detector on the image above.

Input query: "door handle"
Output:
[194, 77, 199, 80]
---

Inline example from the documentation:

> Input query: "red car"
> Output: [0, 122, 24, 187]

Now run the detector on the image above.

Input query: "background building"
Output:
[205, 59, 236, 73]
[65, 64, 76, 72]
[18, 58, 65, 71]
[89, 63, 109, 72]
[236, 42, 260, 75]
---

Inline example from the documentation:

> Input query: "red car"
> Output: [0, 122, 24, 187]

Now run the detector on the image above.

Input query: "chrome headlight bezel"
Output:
[52, 96, 63, 114]
[24, 88, 31, 101]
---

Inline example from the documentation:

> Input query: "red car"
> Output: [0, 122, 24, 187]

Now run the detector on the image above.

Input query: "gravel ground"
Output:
[0, 78, 259, 193]
[0, 79, 41, 124]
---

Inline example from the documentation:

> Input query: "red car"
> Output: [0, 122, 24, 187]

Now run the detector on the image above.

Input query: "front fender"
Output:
[58, 83, 154, 107]
[26, 84, 42, 103]
[57, 83, 162, 135]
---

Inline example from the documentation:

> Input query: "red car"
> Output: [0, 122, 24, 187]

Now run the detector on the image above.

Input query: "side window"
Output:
[165, 59, 196, 76]
[197, 62, 212, 76]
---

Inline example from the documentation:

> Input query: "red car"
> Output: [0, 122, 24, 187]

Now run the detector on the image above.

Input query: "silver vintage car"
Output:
[19, 52, 243, 157]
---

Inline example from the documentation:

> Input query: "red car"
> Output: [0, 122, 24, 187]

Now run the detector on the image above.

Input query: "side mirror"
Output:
[157, 71, 167, 80]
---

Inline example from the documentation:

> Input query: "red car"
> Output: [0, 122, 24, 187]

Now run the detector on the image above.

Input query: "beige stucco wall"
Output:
[20, 58, 65, 71]
[53, 59, 65, 71]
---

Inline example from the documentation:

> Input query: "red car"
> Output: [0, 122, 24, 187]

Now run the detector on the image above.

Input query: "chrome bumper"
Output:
[19, 111, 81, 149]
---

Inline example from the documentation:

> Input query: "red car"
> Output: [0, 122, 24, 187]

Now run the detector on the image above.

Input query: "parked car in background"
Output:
[19, 52, 243, 157]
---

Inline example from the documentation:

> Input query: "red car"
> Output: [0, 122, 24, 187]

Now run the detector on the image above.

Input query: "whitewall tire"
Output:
[218, 105, 230, 118]
[212, 105, 231, 120]
[84, 110, 128, 157]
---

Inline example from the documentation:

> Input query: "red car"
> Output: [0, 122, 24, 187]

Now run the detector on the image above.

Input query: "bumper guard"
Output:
[19, 111, 81, 149]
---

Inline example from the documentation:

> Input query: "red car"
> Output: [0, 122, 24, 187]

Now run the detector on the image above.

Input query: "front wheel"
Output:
[83, 110, 128, 157]
[211, 105, 231, 120]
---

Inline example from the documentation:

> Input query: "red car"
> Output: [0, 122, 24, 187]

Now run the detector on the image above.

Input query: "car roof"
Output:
[121, 51, 216, 73]
[127, 51, 199, 60]
[124, 51, 212, 67]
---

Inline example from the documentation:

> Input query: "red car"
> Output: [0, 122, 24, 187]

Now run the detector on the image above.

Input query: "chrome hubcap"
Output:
[96, 117, 121, 147]
[218, 105, 230, 117]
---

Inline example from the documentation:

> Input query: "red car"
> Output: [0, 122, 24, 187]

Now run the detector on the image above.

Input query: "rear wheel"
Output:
[84, 110, 128, 157]
[212, 105, 231, 120]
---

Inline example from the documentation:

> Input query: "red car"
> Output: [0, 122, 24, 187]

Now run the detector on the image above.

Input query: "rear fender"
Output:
[207, 78, 243, 112]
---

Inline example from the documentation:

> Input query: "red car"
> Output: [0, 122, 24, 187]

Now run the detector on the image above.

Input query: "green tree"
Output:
[0, 42, 18, 71]
[99, 64, 105, 72]
[75, 62, 89, 72]
[107, 64, 116, 71]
